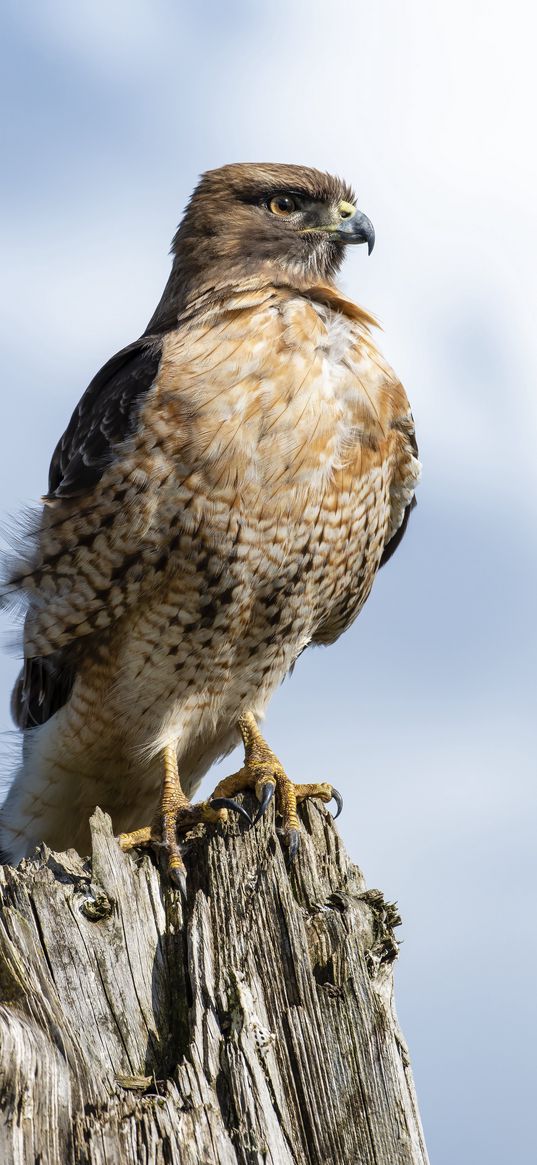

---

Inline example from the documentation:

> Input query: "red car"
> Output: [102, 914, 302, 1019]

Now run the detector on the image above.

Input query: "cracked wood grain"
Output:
[0, 799, 429, 1165]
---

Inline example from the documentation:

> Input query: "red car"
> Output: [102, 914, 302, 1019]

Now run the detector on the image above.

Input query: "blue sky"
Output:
[1, 3, 536, 1161]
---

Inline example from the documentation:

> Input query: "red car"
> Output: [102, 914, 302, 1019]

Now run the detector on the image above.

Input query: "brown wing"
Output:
[379, 493, 417, 568]
[46, 338, 163, 500]
[5, 336, 166, 726]
[379, 419, 419, 568]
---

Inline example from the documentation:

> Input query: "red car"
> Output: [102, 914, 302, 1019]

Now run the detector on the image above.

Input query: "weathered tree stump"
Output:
[0, 799, 429, 1164]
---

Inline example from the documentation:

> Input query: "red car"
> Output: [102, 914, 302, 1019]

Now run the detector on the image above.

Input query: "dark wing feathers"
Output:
[379, 494, 416, 568]
[379, 422, 418, 569]
[11, 652, 76, 730]
[12, 337, 164, 730]
[46, 337, 163, 499]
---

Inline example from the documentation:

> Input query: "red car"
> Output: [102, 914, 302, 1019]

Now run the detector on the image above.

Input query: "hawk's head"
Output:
[173, 162, 374, 287]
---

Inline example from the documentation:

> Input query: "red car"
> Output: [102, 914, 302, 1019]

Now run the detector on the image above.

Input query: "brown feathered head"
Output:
[147, 163, 374, 331]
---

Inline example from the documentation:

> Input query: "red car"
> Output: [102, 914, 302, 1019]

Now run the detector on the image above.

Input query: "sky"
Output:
[1, 2, 536, 1161]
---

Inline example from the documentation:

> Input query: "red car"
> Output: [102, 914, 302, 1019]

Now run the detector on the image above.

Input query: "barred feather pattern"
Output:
[0, 281, 420, 861]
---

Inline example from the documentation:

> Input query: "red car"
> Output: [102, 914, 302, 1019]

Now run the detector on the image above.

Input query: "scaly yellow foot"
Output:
[118, 743, 250, 893]
[211, 711, 342, 860]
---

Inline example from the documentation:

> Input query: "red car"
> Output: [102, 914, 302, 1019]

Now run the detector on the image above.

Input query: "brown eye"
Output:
[268, 195, 296, 216]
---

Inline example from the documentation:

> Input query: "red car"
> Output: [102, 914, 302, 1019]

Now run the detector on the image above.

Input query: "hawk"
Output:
[0, 164, 420, 889]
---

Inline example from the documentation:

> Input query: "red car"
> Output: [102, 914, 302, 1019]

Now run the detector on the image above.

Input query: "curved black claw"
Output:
[254, 781, 276, 824]
[330, 787, 344, 820]
[169, 865, 188, 899]
[210, 797, 252, 826]
[286, 828, 300, 863]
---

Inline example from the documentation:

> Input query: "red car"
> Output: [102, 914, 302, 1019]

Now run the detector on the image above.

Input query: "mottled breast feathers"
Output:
[5, 280, 420, 728]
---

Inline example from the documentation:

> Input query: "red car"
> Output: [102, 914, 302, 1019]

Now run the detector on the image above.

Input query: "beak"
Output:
[334, 208, 375, 254]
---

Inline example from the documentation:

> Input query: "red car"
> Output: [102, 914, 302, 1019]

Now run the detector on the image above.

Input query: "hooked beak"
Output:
[300, 205, 375, 253]
[334, 207, 375, 254]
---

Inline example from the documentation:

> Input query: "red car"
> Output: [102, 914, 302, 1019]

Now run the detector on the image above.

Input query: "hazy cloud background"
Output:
[1, 3, 535, 1161]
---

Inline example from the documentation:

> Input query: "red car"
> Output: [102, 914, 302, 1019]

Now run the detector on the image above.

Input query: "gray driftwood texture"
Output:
[0, 799, 429, 1165]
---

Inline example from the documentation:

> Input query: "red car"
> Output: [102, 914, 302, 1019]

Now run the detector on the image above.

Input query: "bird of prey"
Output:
[0, 163, 420, 888]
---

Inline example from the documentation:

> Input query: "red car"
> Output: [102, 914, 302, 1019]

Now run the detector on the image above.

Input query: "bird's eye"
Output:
[268, 195, 297, 216]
